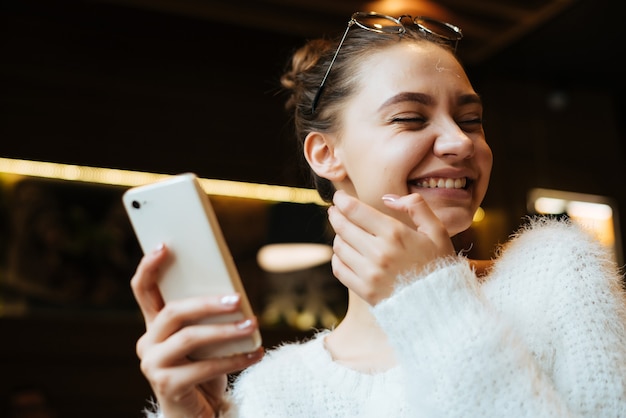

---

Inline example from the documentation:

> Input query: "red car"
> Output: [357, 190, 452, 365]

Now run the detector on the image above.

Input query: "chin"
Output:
[434, 208, 475, 237]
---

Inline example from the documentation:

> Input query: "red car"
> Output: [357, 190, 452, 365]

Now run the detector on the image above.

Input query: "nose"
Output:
[432, 122, 475, 160]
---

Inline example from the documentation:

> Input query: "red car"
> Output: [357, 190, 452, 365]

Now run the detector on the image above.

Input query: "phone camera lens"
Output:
[131, 200, 141, 209]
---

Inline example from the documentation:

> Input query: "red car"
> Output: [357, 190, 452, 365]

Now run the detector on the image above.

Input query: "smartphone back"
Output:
[123, 173, 261, 358]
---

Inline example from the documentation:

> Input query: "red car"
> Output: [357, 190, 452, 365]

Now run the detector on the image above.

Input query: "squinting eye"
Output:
[458, 118, 483, 129]
[391, 117, 428, 131]
[391, 117, 426, 123]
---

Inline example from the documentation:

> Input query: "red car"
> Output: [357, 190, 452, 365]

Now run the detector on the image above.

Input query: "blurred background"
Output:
[0, 0, 624, 416]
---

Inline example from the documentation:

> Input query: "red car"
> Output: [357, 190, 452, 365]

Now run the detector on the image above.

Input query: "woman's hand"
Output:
[327, 190, 455, 306]
[131, 245, 264, 418]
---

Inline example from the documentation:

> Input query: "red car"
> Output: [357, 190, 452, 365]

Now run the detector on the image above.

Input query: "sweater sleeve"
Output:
[140, 389, 241, 418]
[141, 395, 238, 418]
[372, 220, 626, 417]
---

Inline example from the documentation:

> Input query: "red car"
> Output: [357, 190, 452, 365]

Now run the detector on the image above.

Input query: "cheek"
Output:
[477, 144, 494, 191]
[339, 137, 432, 203]
[481, 142, 494, 169]
[335, 144, 387, 202]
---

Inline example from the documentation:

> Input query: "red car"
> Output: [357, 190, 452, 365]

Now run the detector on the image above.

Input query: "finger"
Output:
[330, 193, 410, 267]
[331, 250, 391, 304]
[331, 230, 387, 282]
[184, 346, 265, 386]
[332, 190, 397, 237]
[330, 233, 360, 283]
[140, 294, 243, 350]
[330, 218, 398, 303]
[164, 317, 261, 364]
[331, 192, 427, 263]
[330, 192, 407, 260]
[328, 204, 379, 258]
[143, 346, 264, 401]
[130, 244, 169, 325]
[137, 318, 258, 375]
[382, 193, 452, 249]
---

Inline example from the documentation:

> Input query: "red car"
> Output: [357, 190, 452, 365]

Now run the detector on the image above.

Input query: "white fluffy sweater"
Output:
[150, 219, 626, 417]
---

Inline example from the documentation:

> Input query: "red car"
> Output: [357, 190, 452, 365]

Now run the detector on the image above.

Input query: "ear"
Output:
[303, 131, 346, 182]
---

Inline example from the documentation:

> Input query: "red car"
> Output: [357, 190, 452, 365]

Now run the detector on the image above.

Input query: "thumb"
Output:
[382, 193, 452, 247]
[381, 193, 433, 229]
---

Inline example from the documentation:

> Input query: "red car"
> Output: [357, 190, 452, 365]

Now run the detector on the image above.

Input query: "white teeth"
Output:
[415, 177, 467, 189]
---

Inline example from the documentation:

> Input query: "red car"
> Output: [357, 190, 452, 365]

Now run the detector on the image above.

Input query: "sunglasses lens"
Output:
[414, 17, 463, 41]
[353, 13, 404, 34]
[312, 12, 463, 113]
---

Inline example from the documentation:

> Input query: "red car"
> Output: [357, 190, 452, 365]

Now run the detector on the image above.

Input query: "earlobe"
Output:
[303, 131, 346, 181]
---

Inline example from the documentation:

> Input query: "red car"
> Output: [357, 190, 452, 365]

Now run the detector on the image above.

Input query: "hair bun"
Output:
[281, 39, 333, 111]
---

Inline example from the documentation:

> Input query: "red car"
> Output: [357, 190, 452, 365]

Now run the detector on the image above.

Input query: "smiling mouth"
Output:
[409, 177, 469, 189]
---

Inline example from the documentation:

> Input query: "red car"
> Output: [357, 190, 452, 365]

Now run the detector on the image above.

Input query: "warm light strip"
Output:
[0, 157, 325, 205]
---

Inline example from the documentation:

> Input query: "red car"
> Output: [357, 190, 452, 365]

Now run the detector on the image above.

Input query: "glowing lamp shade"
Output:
[257, 243, 333, 273]
[528, 188, 622, 265]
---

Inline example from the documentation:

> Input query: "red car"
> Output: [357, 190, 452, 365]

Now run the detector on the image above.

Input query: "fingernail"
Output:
[246, 349, 262, 359]
[153, 243, 165, 253]
[220, 295, 240, 306]
[382, 194, 399, 202]
[332, 190, 344, 203]
[236, 319, 253, 330]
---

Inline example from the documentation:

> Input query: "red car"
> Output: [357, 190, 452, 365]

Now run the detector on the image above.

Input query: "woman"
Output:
[132, 12, 626, 417]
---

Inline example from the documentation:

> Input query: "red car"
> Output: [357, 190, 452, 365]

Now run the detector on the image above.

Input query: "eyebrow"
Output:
[377, 92, 483, 111]
[378, 92, 433, 111]
[458, 93, 483, 106]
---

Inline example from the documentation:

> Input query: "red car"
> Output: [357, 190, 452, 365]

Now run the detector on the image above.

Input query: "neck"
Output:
[325, 289, 397, 373]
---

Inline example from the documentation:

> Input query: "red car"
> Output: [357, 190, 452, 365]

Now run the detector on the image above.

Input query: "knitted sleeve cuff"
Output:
[373, 257, 483, 339]
[370, 256, 506, 369]
[142, 398, 163, 418]
[370, 256, 576, 417]
[141, 397, 235, 418]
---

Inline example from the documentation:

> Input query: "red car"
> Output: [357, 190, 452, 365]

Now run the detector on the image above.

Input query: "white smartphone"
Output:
[122, 173, 262, 359]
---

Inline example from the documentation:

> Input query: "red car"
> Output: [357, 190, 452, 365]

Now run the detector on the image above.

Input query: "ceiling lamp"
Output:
[257, 243, 333, 273]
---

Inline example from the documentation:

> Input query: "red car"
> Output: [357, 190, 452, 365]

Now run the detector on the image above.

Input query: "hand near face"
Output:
[328, 190, 455, 305]
[131, 245, 264, 417]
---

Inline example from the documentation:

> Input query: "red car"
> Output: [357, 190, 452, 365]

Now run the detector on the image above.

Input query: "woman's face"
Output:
[332, 41, 493, 236]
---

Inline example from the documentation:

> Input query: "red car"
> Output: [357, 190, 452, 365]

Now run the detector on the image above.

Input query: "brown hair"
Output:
[280, 19, 456, 202]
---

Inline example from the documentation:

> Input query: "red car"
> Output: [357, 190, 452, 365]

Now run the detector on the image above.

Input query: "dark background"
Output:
[0, 0, 624, 416]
